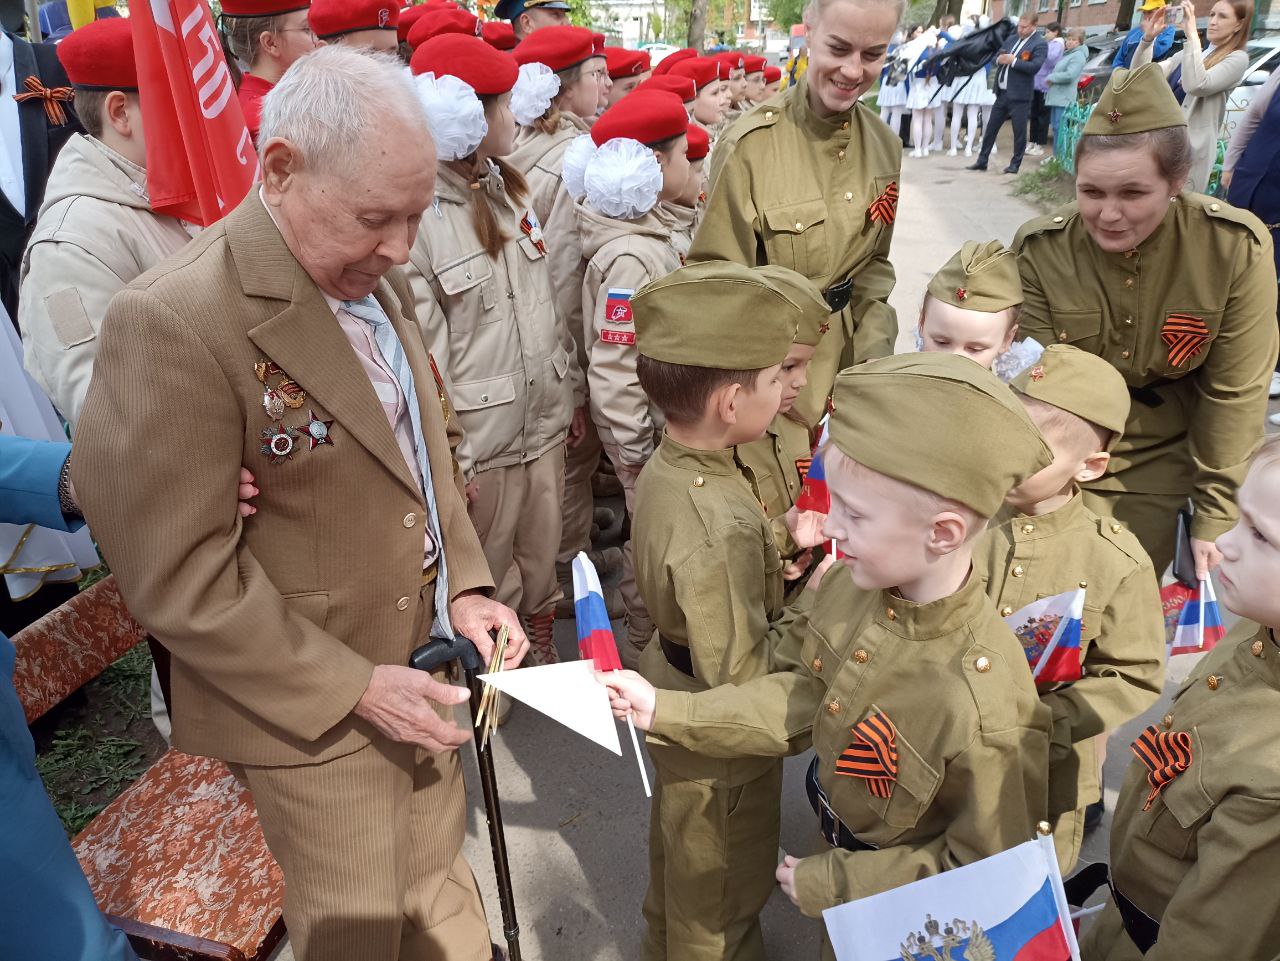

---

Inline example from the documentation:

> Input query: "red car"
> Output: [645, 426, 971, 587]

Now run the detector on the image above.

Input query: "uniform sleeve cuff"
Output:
[1190, 512, 1235, 541]
[650, 689, 693, 740]
[794, 851, 838, 918]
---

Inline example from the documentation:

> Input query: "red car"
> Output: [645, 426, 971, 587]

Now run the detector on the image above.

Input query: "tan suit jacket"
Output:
[73, 191, 494, 768]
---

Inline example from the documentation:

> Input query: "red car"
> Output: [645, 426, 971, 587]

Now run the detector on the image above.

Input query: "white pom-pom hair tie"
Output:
[413, 72, 489, 162]
[583, 138, 663, 220]
[510, 62, 561, 126]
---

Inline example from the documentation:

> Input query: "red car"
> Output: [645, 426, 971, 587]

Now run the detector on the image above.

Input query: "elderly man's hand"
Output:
[450, 591, 529, 669]
[353, 665, 472, 752]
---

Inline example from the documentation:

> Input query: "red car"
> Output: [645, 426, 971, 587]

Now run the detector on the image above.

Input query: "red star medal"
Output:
[260, 425, 299, 464]
[301, 410, 334, 450]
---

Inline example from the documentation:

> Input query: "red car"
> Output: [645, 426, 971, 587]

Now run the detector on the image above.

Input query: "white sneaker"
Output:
[965, 145, 973, 157]
[1270, 371, 1280, 397]
[1269, 410, 1280, 427]
[910, 148, 924, 158]
[948, 147, 958, 156]
[1026, 144, 1044, 156]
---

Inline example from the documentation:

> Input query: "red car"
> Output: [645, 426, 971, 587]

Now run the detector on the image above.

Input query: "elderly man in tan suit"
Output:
[72, 46, 528, 961]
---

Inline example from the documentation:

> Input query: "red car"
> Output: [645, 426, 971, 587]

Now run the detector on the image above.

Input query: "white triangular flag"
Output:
[478, 659, 622, 755]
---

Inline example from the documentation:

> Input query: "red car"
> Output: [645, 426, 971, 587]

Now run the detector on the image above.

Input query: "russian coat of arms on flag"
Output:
[822, 835, 1079, 961]
[1002, 588, 1085, 683]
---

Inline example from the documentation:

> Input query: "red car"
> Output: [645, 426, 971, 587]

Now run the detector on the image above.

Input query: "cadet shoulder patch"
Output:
[600, 328, 635, 345]
[604, 288, 634, 323]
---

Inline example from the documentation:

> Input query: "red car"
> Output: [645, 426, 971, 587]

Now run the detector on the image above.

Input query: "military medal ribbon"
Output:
[835, 711, 898, 798]
[867, 182, 899, 226]
[1130, 724, 1192, 811]
[1160, 314, 1210, 368]
[14, 76, 74, 126]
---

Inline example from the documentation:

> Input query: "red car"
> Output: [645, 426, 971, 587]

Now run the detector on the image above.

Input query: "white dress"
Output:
[950, 63, 995, 105]
[879, 73, 908, 108]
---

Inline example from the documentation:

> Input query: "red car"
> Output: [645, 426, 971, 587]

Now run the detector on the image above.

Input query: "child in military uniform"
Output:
[629, 261, 826, 961]
[975, 344, 1166, 874]
[916, 240, 1023, 372]
[607, 353, 1054, 960]
[1078, 438, 1280, 960]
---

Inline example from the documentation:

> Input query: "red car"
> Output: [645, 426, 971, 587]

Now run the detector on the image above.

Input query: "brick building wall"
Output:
[987, 0, 1272, 34]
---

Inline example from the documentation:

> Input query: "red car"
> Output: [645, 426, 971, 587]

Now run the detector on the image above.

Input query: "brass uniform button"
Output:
[837, 149, 846, 160]
[794, 222, 803, 230]
[885, 607, 897, 621]
[844, 191, 853, 201]
[692, 476, 705, 488]
[1124, 316, 1134, 326]
[1124, 250, 1134, 259]
[1021, 523, 1035, 534]
[1052, 216, 1064, 223]
[853, 649, 870, 664]
[1124, 278, 1134, 288]
[1036, 820, 1052, 836]
[1210, 202, 1221, 211]
[1058, 331, 1068, 342]
[827, 699, 841, 715]
[1079, 580, 1088, 589]
[1207, 674, 1221, 691]
[975, 656, 992, 673]
[1121, 350, 1131, 359]
[1111, 523, 1123, 533]
[1000, 605, 1014, 617]
[765, 110, 774, 119]
[1161, 712, 1174, 728]
[403, 513, 417, 528]
[1011, 565, 1025, 578]
[1253, 639, 1266, 657]
[840, 121, 849, 130]
[811, 657, 823, 672]
[396, 596, 410, 611]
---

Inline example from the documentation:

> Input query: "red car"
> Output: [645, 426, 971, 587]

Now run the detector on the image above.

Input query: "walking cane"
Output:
[410, 634, 522, 961]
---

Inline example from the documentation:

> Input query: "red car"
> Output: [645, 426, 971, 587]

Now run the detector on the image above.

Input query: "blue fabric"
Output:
[996, 31, 1048, 103]
[342, 296, 454, 640]
[1168, 63, 1188, 104]
[1227, 81, 1280, 274]
[1113, 25, 1176, 68]
[37, 1, 120, 41]
[0, 437, 137, 961]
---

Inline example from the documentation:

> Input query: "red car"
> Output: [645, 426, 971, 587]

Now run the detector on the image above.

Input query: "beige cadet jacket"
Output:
[737, 412, 812, 560]
[1014, 196, 1278, 541]
[1081, 625, 1280, 961]
[689, 77, 901, 426]
[661, 200, 695, 264]
[577, 200, 681, 468]
[635, 435, 789, 787]
[404, 163, 579, 477]
[509, 113, 593, 393]
[974, 494, 1165, 819]
[20, 134, 194, 431]
[651, 565, 1051, 920]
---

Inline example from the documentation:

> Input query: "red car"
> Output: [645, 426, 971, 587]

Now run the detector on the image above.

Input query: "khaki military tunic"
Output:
[634, 434, 801, 961]
[651, 565, 1051, 958]
[736, 411, 812, 561]
[1013, 195, 1278, 570]
[973, 493, 1165, 871]
[1081, 624, 1280, 961]
[689, 77, 901, 426]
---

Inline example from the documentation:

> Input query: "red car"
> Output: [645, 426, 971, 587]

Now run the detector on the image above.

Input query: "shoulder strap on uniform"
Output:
[1193, 193, 1273, 246]
[1095, 514, 1155, 567]
[1012, 202, 1079, 250]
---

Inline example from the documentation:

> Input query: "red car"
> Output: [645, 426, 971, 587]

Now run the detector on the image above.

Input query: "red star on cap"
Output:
[1029, 365, 1045, 381]
[1108, 109, 1123, 124]
[955, 287, 967, 301]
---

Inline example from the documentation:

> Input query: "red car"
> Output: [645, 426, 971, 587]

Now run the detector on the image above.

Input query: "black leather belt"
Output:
[823, 277, 854, 314]
[1063, 861, 1160, 954]
[805, 756, 875, 853]
[659, 634, 695, 678]
[1127, 377, 1176, 409]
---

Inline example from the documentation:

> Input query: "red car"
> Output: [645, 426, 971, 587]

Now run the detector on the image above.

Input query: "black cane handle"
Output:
[410, 633, 484, 675]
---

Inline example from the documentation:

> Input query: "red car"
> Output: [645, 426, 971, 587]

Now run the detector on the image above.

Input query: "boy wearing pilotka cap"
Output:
[975, 344, 1165, 874]
[630, 261, 827, 961]
[606, 353, 1054, 960]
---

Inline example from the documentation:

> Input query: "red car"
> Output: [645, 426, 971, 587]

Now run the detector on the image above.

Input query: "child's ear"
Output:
[1000, 319, 1019, 353]
[1075, 450, 1110, 484]
[715, 382, 742, 425]
[927, 510, 969, 556]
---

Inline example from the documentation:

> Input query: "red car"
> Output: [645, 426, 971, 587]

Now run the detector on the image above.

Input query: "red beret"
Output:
[591, 90, 688, 147]
[310, 0, 399, 37]
[635, 74, 695, 103]
[220, 0, 309, 16]
[57, 18, 137, 91]
[398, 4, 431, 42]
[512, 25, 602, 72]
[712, 51, 745, 72]
[481, 20, 517, 50]
[410, 33, 518, 95]
[670, 57, 723, 90]
[685, 122, 709, 161]
[604, 46, 650, 79]
[763, 65, 782, 83]
[650, 47, 696, 75]
[407, 5, 478, 46]
[743, 54, 767, 74]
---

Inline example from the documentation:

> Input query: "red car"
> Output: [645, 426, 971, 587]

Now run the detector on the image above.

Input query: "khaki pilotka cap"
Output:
[828, 353, 1054, 518]
[753, 265, 831, 348]
[1083, 63, 1188, 136]
[926, 240, 1024, 312]
[1009, 344, 1131, 451]
[634, 261, 800, 368]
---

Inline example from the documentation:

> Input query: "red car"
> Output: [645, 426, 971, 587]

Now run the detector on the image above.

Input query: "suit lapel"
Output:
[232, 196, 421, 500]
[11, 35, 48, 224]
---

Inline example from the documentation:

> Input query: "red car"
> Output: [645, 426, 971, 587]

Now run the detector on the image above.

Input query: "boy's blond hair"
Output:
[1018, 395, 1113, 459]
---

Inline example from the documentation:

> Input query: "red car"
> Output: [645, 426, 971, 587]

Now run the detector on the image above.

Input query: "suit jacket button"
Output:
[396, 596, 410, 611]
[403, 513, 417, 528]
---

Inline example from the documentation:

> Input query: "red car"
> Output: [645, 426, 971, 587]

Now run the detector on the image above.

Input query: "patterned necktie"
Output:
[1131, 724, 1193, 811]
[342, 294, 453, 641]
[835, 712, 899, 798]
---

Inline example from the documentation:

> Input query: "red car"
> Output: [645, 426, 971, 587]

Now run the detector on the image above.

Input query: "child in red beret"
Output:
[669, 57, 731, 131]
[661, 121, 709, 263]
[308, 0, 399, 53]
[217, 0, 318, 141]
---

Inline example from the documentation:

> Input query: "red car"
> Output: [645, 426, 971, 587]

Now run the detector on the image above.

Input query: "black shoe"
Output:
[1084, 799, 1105, 834]
[491, 944, 507, 961]
[966, 162, 988, 171]
[1002, 165, 1020, 174]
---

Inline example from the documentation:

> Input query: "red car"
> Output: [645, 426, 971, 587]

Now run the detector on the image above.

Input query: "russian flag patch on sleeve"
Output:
[604, 288, 634, 324]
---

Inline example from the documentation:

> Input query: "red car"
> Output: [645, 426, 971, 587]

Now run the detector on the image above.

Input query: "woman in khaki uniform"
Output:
[405, 35, 581, 665]
[1077, 441, 1280, 960]
[1013, 65, 1278, 577]
[688, 0, 904, 427]
[508, 26, 612, 593]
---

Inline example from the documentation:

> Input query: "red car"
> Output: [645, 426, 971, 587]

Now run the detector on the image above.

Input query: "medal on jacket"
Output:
[835, 711, 898, 798]
[301, 410, 334, 450]
[1131, 724, 1192, 810]
[428, 352, 451, 427]
[520, 210, 547, 255]
[868, 182, 899, 226]
[260, 425, 300, 464]
[1160, 313, 1210, 368]
[256, 360, 306, 419]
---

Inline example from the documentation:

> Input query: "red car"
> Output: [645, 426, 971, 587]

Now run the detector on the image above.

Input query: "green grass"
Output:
[1012, 156, 1076, 213]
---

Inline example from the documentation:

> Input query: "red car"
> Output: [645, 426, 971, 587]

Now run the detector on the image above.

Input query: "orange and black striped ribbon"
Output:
[795, 456, 812, 478]
[1131, 724, 1192, 811]
[14, 76, 74, 127]
[867, 182, 899, 226]
[835, 712, 898, 798]
[1160, 314, 1210, 368]
[519, 213, 547, 254]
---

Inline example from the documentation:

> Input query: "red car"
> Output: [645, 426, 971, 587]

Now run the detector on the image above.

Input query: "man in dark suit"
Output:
[0, 26, 81, 320]
[967, 13, 1047, 174]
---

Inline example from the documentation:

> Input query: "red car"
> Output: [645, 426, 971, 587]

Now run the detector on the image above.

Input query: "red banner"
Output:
[131, 0, 259, 226]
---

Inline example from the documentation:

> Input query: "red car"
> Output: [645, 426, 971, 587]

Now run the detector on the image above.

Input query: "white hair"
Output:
[258, 45, 431, 175]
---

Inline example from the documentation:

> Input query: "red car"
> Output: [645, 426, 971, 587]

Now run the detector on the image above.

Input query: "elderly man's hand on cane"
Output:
[451, 591, 529, 668]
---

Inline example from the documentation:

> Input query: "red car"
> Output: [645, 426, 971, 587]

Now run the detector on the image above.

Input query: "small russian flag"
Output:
[794, 416, 830, 514]
[572, 552, 623, 672]
[1004, 587, 1085, 684]
[604, 288, 633, 324]
[1169, 576, 1226, 657]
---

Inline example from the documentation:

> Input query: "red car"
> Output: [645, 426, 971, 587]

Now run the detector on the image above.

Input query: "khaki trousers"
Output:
[599, 441, 653, 653]
[641, 759, 784, 961]
[1080, 488, 1185, 579]
[231, 735, 490, 961]
[557, 418, 603, 565]
[471, 444, 566, 616]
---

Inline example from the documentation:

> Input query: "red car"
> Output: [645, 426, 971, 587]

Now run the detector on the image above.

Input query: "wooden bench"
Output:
[12, 575, 286, 961]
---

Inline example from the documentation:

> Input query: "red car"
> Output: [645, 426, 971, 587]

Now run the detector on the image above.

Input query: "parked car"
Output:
[1076, 29, 1185, 102]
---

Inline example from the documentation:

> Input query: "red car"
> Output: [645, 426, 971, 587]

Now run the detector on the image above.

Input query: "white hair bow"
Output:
[413, 72, 488, 162]
[584, 138, 663, 220]
[510, 62, 561, 127]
